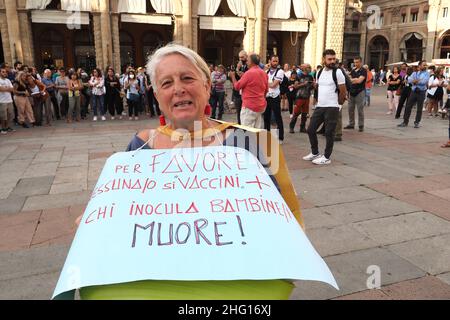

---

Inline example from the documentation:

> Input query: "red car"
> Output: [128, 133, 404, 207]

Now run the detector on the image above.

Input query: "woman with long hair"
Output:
[89, 68, 106, 121]
[427, 67, 446, 117]
[26, 73, 47, 126]
[105, 67, 123, 120]
[67, 71, 83, 122]
[13, 72, 35, 128]
[386, 66, 402, 115]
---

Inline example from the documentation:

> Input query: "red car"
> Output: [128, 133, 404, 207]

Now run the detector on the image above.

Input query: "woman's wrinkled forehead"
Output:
[155, 53, 206, 82]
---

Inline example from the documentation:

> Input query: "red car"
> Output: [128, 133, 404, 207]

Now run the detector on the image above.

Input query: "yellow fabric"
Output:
[80, 280, 294, 300]
[156, 122, 233, 141]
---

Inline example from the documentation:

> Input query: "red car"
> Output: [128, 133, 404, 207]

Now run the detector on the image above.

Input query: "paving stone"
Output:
[0, 197, 26, 214]
[427, 188, 450, 201]
[353, 212, 450, 246]
[32, 150, 63, 164]
[302, 208, 342, 230]
[0, 211, 41, 251]
[291, 247, 426, 300]
[22, 191, 91, 211]
[322, 197, 420, 224]
[395, 192, 450, 221]
[49, 182, 88, 195]
[306, 225, 378, 257]
[367, 178, 449, 198]
[31, 207, 79, 247]
[437, 272, 450, 286]
[52, 166, 88, 185]
[9, 176, 54, 197]
[22, 162, 59, 178]
[333, 289, 392, 300]
[7, 149, 40, 160]
[301, 186, 385, 207]
[326, 165, 388, 185]
[380, 276, 450, 299]
[0, 244, 69, 281]
[387, 234, 450, 275]
[0, 271, 60, 300]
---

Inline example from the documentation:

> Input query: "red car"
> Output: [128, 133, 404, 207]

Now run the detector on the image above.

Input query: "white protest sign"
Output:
[52, 146, 338, 299]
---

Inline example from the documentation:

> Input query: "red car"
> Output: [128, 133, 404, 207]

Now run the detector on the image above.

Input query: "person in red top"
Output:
[230, 54, 268, 128]
[364, 64, 373, 107]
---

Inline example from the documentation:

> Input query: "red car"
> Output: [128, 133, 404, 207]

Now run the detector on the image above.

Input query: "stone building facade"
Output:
[0, 0, 348, 72]
[343, 0, 450, 69]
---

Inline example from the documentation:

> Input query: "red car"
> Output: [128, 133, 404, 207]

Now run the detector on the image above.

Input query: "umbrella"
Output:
[385, 62, 405, 66]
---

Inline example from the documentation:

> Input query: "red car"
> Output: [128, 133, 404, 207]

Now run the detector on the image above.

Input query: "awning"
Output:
[120, 14, 172, 25]
[268, 19, 309, 32]
[199, 16, 245, 31]
[31, 10, 90, 25]
[268, 0, 313, 20]
[118, 0, 146, 14]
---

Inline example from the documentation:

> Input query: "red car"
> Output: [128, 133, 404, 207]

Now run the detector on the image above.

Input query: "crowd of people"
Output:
[0, 61, 161, 134]
[1, 47, 450, 154]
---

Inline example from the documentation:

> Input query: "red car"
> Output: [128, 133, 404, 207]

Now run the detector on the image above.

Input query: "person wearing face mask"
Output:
[89, 68, 106, 121]
[124, 70, 140, 120]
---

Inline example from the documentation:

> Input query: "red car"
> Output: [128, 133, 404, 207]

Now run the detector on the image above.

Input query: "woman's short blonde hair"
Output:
[145, 43, 211, 93]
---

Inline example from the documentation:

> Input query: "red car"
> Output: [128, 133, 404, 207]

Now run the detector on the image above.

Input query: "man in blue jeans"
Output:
[398, 60, 429, 128]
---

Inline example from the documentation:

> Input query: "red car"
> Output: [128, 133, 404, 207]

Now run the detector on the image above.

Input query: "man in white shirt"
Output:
[0, 66, 15, 134]
[303, 49, 347, 165]
[264, 55, 285, 143]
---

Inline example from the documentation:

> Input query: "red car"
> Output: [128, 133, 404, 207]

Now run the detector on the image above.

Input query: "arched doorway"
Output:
[120, 30, 135, 68]
[267, 32, 281, 62]
[440, 30, 450, 59]
[142, 32, 164, 63]
[368, 36, 389, 70]
[38, 28, 64, 69]
[74, 29, 96, 72]
[400, 33, 424, 62]
[202, 32, 225, 66]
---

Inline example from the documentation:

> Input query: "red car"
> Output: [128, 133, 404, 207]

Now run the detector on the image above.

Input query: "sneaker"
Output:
[414, 122, 420, 128]
[359, 126, 364, 132]
[386, 111, 392, 115]
[119, 116, 123, 120]
[289, 128, 295, 134]
[101, 116, 106, 121]
[93, 116, 97, 121]
[129, 117, 133, 120]
[111, 116, 115, 120]
[312, 155, 331, 165]
[6, 127, 15, 132]
[0, 129, 7, 135]
[134, 116, 139, 121]
[344, 125, 354, 129]
[22, 123, 30, 128]
[302, 153, 321, 161]
[279, 140, 284, 145]
[397, 122, 407, 127]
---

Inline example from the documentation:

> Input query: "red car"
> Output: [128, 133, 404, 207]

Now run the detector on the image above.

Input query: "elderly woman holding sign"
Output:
[76, 44, 305, 300]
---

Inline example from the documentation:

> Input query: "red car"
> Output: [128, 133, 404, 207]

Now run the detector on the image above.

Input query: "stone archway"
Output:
[399, 32, 425, 62]
[440, 30, 450, 59]
[368, 35, 389, 70]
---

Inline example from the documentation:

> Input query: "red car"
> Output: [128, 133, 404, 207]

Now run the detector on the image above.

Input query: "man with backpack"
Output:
[344, 56, 367, 132]
[303, 49, 347, 165]
[264, 55, 287, 143]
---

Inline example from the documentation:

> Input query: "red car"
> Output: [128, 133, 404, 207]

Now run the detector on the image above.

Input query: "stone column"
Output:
[173, 15, 183, 44]
[254, 0, 264, 56]
[315, 0, 327, 65]
[18, 11, 35, 66]
[92, 14, 104, 69]
[325, 0, 346, 61]
[0, 11, 12, 63]
[244, 17, 256, 53]
[181, 0, 192, 48]
[4, 0, 23, 62]
[111, 14, 121, 72]
[191, 16, 199, 52]
[99, 0, 113, 69]
[360, 19, 367, 63]
[389, 24, 399, 63]
[426, 0, 440, 60]
[304, 21, 317, 66]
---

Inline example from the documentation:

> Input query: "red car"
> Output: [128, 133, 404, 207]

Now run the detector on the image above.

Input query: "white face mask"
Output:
[129, 74, 135, 79]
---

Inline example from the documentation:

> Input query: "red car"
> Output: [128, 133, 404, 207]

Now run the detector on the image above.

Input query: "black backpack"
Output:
[315, 67, 351, 96]
[267, 68, 289, 95]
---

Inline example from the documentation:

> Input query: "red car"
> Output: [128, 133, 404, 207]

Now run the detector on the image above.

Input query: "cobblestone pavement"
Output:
[0, 86, 449, 299]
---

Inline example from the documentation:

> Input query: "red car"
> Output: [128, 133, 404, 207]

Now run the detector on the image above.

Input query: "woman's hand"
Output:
[75, 214, 82, 226]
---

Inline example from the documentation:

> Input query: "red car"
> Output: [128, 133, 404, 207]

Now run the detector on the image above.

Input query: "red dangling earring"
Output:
[204, 104, 212, 116]
[159, 114, 166, 126]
